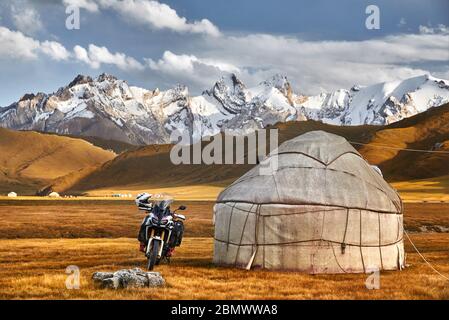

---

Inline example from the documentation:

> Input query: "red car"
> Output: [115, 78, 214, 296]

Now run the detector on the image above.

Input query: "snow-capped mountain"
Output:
[0, 73, 448, 145]
[0, 73, 297, 144]
[301, 74, 449, 125]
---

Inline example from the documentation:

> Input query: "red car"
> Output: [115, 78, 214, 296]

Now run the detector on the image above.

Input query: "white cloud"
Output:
[0, 25, 144, 72]
[41, 41, 70, 61]
[11, 5, 43, 35]
[146, 31, 449, 95]
[73, 45, 91, 64]
[0, 26, 40, 60]
[145, 51, 241, 90]
[74, 44, 145, 70]
[146, 51, 240, 89]
[63, 0, 99, 12]
[0, 26, 69, 61]
[147, 51, 239, 74]
[148, 51, 196, 73]
[96, 0, 220, 36]
[183, 34, 449, 94]
[434, 69, 449, 80]
[62, 0, 220, 36]
[1, 13, 448, 97]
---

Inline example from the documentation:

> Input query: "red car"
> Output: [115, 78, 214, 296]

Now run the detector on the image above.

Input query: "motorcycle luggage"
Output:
[173, 221, 184, 246]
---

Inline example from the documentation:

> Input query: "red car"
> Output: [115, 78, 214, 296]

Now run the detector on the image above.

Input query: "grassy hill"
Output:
[357, 103, 449, 180]
[0, 128, 116, 195]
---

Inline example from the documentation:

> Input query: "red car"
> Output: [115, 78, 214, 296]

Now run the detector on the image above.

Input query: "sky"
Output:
[0, 0, 448, 106]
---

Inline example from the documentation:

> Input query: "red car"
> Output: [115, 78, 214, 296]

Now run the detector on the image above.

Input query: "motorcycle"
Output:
[137, 197, 186, 270]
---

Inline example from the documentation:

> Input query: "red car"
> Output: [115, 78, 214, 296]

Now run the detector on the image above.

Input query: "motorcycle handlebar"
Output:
[174, 213, 186, 220]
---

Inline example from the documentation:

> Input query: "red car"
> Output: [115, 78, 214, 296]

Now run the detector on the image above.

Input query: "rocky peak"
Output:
[19, 93, 38, 102]
[208, 74, 243, 94]
[230, 73, 246, 89]
[68, 74, 93, 88]
[206, 74, 246, 100]
[1, 72, 448, 146]
[165, 85, 189, 101]
[261, 74, 290, 91]
[18, 92, 47, 104]
[96, 73, 118, 83]
[259, 74, 293, 104]
[436, 79, 449, 90]
[350, 85, 361, 92]
[202, 74, 251, 114]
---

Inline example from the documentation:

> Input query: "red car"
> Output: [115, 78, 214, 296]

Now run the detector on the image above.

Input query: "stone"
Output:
[92, 268, 165, 289]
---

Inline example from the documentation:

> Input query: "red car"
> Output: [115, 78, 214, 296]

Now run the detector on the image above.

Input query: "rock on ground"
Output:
[92, 268, 165, 289]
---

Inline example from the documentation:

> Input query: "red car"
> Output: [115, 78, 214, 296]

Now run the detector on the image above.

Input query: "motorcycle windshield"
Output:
[158, 199, 173, 210]
[149, 194, 173, 210]
[148, 194, 173, 218]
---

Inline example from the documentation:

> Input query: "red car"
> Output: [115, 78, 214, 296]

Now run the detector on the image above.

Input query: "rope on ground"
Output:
[403, 229, 449, 281]
[349, 141, 449, 154]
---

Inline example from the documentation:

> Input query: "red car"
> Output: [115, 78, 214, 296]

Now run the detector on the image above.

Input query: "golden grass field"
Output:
[17, 174, 447, 202]
[81, 185, 227, 201]
[75, 176, 449, 202]
[391, 175, 449, 202]
[0, 200, 448, 300]
[1, 235, 449, 300]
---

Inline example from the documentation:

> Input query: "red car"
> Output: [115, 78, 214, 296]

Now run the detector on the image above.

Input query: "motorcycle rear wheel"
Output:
[147, 240, 160, 271]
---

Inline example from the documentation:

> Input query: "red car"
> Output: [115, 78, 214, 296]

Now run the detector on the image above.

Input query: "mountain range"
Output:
[1, 73, 448, 145]
[0, 101, 447, 197]
[40, 102, 449, 198]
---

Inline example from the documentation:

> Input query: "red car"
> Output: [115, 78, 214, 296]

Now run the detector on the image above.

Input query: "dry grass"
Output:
[0, 200, 214, 238]
[82, 185, 225, 201]
[392, 175, 449, 202]
[0, 200, 448, 300]
[86, 179, 449, 202]
[403, 202, 449, 232]
[0, 236, 448, 300]
[0, 200, 446, 238]
[0, 128, 115, 194]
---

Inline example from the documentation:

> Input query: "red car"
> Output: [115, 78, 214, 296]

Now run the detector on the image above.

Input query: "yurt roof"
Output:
[217, 131, 402, 213]
[274, 130, 360, 165]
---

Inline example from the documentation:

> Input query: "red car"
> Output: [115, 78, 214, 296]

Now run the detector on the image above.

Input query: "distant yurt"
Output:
[7, 192, 17, 198]
[213, 131, 405, 274]
[48, 192, 60, 198]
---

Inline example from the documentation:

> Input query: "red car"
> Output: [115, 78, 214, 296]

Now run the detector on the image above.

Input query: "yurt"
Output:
[7, 192, 17, 198]
[213, 131, 405, 274]
[48, 192, 60, 198]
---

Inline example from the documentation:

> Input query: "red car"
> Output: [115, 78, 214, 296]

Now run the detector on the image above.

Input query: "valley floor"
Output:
[0, 201, 448, 299]
[1, 236, 448, 300]
[74, 176, 449, 202]
[391, 175, 449, 202]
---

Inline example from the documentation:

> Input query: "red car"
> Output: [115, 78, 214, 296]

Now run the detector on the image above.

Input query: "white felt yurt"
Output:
[213, 131, 405, 274]
[48, 192, 60, 198]
[7, 192, 17, 198]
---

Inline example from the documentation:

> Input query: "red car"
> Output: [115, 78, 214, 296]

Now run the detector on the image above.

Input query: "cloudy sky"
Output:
[0, 0, 448, 106]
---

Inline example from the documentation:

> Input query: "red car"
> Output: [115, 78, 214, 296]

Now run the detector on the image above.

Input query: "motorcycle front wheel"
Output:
[147, 240, 160, 271]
